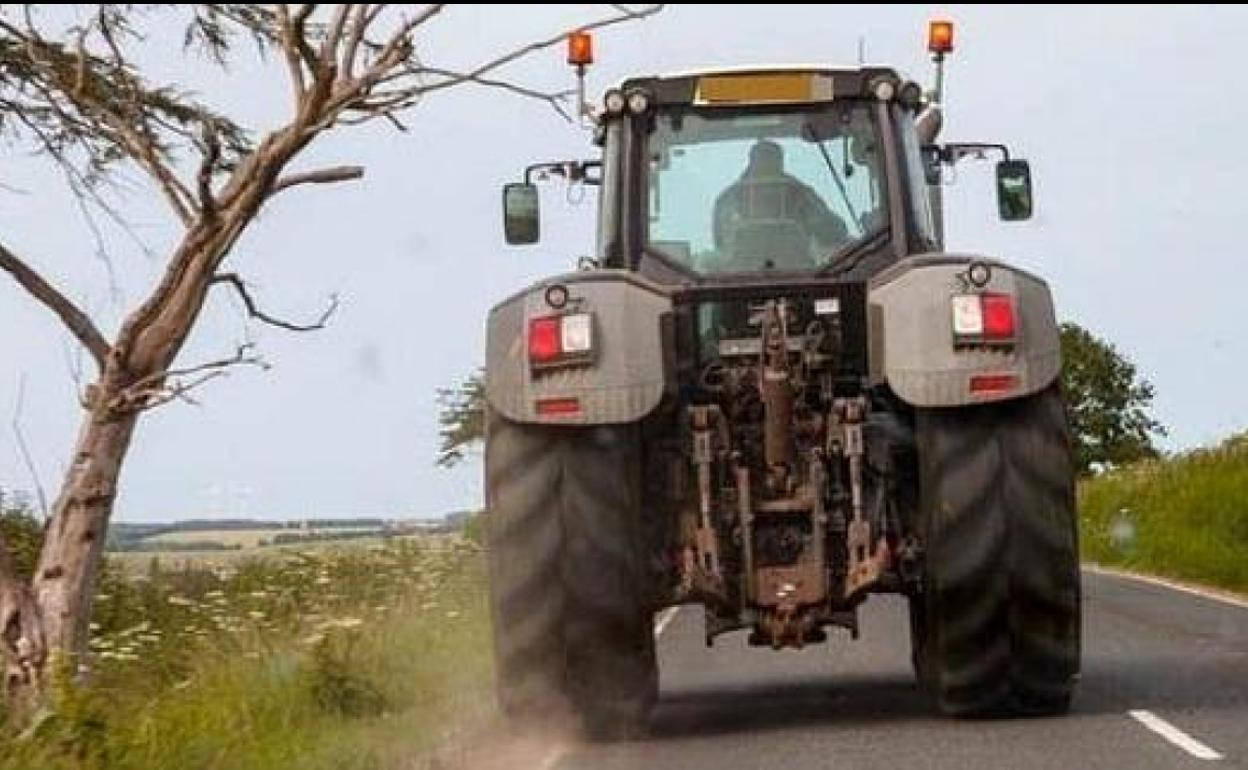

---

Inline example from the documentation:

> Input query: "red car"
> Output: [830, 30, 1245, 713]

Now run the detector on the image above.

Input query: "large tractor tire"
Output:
[485, 409, 657, 737]
[912, 384, 1081, 716]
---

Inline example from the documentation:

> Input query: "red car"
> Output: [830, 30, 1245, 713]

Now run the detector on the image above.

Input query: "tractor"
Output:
[482, 21, 1079, 736]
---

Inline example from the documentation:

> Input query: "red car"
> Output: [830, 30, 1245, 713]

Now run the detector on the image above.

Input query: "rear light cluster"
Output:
[528, 313, 594, 366]
[951, 292, 1016, 343]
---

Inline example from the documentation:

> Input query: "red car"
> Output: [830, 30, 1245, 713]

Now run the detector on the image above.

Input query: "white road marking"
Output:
[1128, 709, 1224, 761]
[1085, 565, 1248, 611]
[654, 606, 680, 637]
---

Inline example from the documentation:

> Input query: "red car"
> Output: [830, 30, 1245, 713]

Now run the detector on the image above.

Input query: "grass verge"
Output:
[1080, 432, 1248, 594]
[0, 538, 494, 770]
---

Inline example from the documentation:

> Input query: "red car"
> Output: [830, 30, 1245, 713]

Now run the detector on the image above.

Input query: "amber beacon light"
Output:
[928, 20, 954, 55]
[567, 30, 594, 67]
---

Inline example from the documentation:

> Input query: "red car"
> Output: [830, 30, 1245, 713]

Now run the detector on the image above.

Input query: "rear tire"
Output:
[486, 410, 657, 738]
[561, 424, 658, 738]
[914, 385, 1080, 717]
[485, 410, 566, 722]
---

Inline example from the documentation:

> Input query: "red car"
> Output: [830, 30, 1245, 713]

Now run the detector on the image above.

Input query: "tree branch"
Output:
[318, 4, 352, 74]
[114, 344, 269, 413]
[196, 122, 222, 218]
[211, 273, 339, 332]
[11, 376, 49, 519]
[0, 240, 110, 370]
[275, 4, 307, 103]
[269, 164, 364, 196]
[413, 4, 662, 100]
[415, 66, 573, 120]
[319, 4, 659, 128]
[341, 4, 381, 80]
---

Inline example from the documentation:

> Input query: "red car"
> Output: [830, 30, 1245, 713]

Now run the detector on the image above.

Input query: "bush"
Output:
[0, 490, 42, 580]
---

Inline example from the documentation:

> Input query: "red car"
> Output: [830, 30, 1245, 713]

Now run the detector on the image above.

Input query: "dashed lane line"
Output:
[1128, 709, 1224, 761]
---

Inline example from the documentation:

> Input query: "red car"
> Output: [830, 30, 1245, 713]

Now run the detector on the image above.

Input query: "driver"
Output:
[712, 140, 848, 269]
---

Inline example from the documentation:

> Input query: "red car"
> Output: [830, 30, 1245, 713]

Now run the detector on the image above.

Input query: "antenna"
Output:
[857, 36, 866, 65]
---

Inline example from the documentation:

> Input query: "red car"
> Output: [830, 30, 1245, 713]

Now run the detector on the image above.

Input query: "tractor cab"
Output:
[504, 53, 1034, 289]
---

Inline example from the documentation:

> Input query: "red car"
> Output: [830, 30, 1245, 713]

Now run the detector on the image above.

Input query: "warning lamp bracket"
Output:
[523, 160, 602, 187]
[927, 142, 1011, 166]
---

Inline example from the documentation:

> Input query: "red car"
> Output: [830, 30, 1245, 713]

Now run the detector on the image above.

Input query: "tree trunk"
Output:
[31, 403, 139, 663]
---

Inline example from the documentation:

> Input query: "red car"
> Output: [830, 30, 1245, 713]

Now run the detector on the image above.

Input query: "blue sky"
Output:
[2, 5, 1246, 521]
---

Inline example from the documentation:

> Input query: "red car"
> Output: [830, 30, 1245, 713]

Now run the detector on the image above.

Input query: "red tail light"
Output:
[980, 294, 1016, 339]
[528, 316, 562, 363]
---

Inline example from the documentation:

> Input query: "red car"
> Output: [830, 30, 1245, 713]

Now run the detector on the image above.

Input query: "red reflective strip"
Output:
[528, 316, 562, 362]
[969, 374, 1020, 394]
[980, 293, 1016, 339]
[536, 397, 581, 416]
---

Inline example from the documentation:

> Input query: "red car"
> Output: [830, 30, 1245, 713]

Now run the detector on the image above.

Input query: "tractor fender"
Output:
[867, 254, 1061, 407]
[485, 269, 673, 425]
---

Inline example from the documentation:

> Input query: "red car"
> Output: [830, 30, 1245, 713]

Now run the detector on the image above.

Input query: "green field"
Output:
[1081, 432, 1248, 594]
[109, 534, 427, 574]
[143, 528, 294, 548]
[142, 526, 383, 548]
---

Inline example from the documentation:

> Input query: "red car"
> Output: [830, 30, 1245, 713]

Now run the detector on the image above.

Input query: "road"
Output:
[549, 570, 1248, 769]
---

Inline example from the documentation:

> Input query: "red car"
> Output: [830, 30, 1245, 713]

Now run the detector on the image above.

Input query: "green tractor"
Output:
[483, 22, 1078, 735]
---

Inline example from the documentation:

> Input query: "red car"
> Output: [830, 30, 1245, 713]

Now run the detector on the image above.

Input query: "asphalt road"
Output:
[550, 570, 1248, 769]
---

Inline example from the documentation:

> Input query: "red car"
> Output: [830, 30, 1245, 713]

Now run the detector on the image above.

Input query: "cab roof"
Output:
[620, 66, 904, 107]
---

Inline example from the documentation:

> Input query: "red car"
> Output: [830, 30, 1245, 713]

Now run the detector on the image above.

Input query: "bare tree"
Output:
[0, 3, 661, 699]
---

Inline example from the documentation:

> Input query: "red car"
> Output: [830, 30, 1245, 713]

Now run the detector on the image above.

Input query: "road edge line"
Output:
[1083, 565, 1248, 611]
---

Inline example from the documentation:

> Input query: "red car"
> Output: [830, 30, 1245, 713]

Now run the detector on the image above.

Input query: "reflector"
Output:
[951, 295, 984, 336]
[969, 374, 1019, 395]
[560, 313, 593, 354]
[536, 397, 582, 416]
[695, 73, 832, 105]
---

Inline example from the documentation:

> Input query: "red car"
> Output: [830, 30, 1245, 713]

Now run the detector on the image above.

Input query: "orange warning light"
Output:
[567, 31, 594, 67]
[928, 20, 954, 55]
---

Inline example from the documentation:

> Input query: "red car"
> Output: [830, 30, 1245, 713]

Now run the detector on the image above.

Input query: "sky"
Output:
[2, 5, 1246, 522]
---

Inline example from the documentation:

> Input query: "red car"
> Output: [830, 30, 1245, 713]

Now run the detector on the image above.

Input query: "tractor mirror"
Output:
[996, 160, 1033, 221]
[502, 183, 540, 245]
